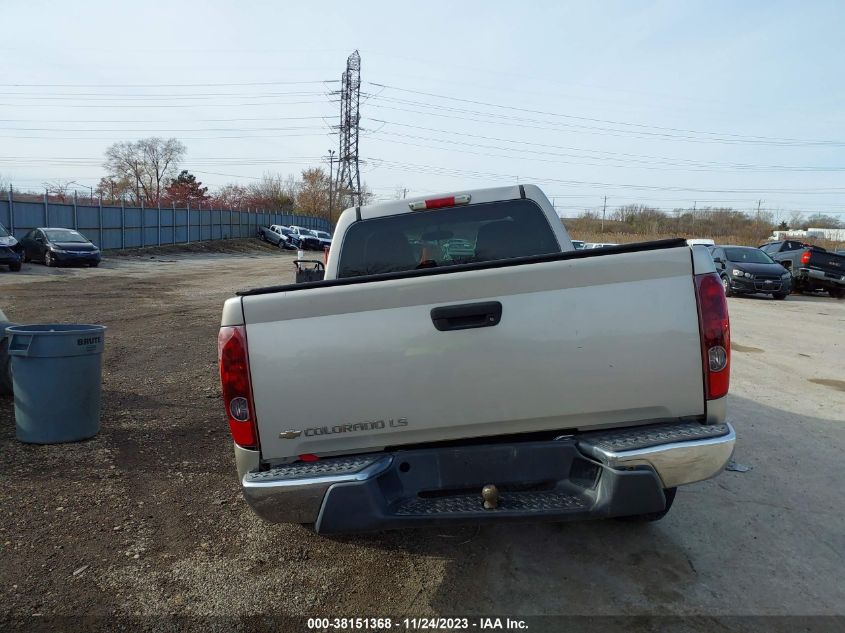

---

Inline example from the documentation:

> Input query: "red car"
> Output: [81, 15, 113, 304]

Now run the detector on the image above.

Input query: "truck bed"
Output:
[238, 239, 707, 462]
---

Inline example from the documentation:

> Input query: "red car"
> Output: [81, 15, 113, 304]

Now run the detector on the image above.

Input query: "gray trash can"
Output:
[5, 324, 107, 444]
[0, 319, 15, 396]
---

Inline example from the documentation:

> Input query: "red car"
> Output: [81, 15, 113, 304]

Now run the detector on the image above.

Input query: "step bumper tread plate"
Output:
[242, 455, 393, 523]
[395, 490, 587, 516]
[578, 421, 736, 488]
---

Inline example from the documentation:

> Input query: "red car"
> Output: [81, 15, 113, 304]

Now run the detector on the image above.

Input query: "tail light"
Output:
[218, 325, 258, 449]
[694, 272, 730, 400]
[801, 251, 811, 265]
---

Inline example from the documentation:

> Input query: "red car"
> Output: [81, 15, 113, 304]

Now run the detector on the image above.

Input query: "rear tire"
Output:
[772, 292, 788, 300]
[618, 487, 677, 523]
[830, 288, 844, 300]
[89, 262, 99, 268]
[721, 275, 733, 297]
[9, 262, 21, 272]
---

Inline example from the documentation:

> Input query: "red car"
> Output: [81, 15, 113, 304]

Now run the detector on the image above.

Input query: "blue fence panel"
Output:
[0, 200, 9, 229]
[2, 196, 329, 249]
[11, 201, 47, 238]
[159, 208, 174, 244]
[47, 203, 74, 228]
[172, 208, 186, 243]
[101, 206, 123, 250]
[143, 208, 158, 246]
[77, 207, 99, 232]
[123, 207, 142, 248]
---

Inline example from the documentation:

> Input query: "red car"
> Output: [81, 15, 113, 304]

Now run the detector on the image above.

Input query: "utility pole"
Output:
[402, 188, 407, 199]
[601, 196, 607, 232]
[327, 149, 335, 225]
[692, 201, 697, 232]
[335, 50, 362, 208]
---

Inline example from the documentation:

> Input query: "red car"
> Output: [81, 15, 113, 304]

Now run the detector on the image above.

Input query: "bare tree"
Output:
[788, 211, 805, 230]
[246, 172, 296, 211]
[213, 183, 249, 209]
[104, 137, 186, 204]
[392, 185, 407, 200]
[805, 213, 841, 229]
[95, 176, 132, 203]
[43, 180, 75, 203]
[297, 167, 332, 219]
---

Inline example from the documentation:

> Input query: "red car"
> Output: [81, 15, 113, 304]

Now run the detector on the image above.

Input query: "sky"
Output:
[1, 0, 844, 220]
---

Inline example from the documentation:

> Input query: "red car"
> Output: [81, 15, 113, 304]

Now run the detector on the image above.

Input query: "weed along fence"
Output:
[0, 192, 331, 251]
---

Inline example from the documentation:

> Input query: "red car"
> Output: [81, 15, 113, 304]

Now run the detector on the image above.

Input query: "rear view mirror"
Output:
[713, 257, 723, 265]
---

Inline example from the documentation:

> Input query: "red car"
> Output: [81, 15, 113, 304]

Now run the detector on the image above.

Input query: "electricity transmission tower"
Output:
[335, 50, 362, 208]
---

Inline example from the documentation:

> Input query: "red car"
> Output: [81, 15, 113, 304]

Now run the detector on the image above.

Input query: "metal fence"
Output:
[0, 192, 331, 250]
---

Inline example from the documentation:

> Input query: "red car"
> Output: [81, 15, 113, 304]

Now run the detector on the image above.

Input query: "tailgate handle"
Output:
[431, 301, 502, 332]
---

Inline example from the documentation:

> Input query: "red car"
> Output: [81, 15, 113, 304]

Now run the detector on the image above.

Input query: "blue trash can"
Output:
[5, 324, 107, 444]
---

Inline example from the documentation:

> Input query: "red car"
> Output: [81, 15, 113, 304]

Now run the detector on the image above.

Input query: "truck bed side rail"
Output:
[238, 238, 687, 297]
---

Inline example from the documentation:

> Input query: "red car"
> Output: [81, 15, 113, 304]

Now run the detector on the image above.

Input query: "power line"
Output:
[366, 127, 845, 173]
[0, 80, 339, 88]
[364, 157, 845, 195]
[0, 91, 330, 101]
[363, 99, 836, 149]
[365, 118, 845, 172]
[0, 132, 332, 140]
[0, 125, 330, 133]
[0, 99, 335, 109]
[0, 116, 334, 123]
[367, 82, 845, 147]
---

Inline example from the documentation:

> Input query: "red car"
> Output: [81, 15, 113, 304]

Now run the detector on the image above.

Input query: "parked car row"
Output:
[0, 223, 102, 271]
[568, 232, 843, 300]
[257, 225, 332, 251]
[571, 241, 621, 250]
[706, 241, 844, 300]
[710, 245, 791, 300]
[759, 240, 845, 298]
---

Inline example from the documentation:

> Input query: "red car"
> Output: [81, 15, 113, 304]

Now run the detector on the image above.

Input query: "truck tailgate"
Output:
[806, 250, 845, 277]
[243, 246, 705, 461]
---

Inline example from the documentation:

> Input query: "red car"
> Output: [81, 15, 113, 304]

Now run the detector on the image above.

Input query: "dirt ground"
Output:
[1, 241, 843, 631]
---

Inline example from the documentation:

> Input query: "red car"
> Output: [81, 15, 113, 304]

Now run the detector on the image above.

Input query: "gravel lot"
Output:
[1, 241, 843, 631]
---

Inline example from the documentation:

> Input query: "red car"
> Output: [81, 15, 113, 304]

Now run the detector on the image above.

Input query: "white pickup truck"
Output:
[219, 185, 735, 533]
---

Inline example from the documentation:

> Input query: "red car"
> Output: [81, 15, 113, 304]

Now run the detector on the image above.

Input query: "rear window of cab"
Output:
[337, 199, 559, 278]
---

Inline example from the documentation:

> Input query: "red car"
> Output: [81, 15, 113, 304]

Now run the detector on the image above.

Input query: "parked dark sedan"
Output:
[711, 245, 791, 299]
[20, 227, 101, 267]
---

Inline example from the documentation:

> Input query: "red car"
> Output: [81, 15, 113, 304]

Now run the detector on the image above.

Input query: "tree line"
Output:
[4, 137, 370, 222]
[569, 203, 841, 243]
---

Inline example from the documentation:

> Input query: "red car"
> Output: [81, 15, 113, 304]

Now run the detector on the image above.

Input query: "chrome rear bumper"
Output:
[577, 422, 735, 488]
[242, 456, 393, 523]
[241, 421, 735, 528]
[800, 267, 845, 286]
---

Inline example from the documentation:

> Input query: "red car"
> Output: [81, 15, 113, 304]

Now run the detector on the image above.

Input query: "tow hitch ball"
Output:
[482, 484, 499, 510]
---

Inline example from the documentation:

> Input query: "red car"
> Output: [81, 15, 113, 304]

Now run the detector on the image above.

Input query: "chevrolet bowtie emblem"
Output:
[279, 430, 302, 439]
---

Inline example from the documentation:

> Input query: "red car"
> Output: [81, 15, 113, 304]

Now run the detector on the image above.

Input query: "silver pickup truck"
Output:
[219, 185, 735, 533]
